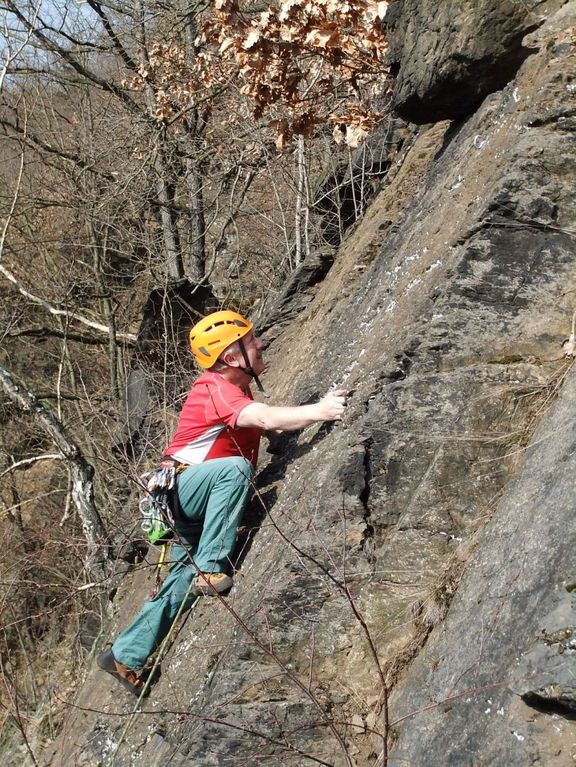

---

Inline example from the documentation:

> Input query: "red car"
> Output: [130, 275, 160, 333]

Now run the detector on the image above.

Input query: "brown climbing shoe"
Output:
[192, 572, 233, 595]
[97, 648, 149, 697]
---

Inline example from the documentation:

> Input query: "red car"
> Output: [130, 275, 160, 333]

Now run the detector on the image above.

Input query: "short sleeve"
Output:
[202, 375, 253, 429]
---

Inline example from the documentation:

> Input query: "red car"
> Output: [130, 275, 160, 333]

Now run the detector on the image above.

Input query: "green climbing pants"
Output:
[112, 456, 253, 669]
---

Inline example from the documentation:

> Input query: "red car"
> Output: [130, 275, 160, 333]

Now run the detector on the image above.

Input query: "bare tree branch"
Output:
[5, 326, 116, 345]
[0, 262, 137, 342]
[0, 112, 117, 181]
[4, 0, 141, 114]
[0, 365, 113, 581]
[0, 453, 64, 480]
[0, 0, 39, 92]
[86, 1, 139, 73]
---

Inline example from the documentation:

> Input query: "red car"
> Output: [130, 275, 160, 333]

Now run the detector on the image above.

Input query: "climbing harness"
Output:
[139, 459, 188, 546]
[139, 459, 189, 598]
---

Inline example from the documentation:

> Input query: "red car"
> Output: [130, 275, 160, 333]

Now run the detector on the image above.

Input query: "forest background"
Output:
[0, 0, 392, 759]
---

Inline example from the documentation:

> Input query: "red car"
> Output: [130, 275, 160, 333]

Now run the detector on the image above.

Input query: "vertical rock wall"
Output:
[45, 2, 576, 766]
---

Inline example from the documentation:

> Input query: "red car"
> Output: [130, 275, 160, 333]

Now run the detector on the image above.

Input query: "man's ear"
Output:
[220, 348, 240, 368]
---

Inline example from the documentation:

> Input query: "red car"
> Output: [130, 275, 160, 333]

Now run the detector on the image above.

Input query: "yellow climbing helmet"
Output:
[189, 310, 253, 368]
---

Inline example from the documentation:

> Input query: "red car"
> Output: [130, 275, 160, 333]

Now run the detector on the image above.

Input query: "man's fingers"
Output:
[318, 390, 348, 422]
[329, 392, 347, 418]
[325, 389, 348, 403]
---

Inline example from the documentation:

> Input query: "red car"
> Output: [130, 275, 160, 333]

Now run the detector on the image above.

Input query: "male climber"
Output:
[98, 309, 346, 694]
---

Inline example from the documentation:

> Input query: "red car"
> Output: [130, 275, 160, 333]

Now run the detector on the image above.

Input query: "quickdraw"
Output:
[139, 459, 189, 546]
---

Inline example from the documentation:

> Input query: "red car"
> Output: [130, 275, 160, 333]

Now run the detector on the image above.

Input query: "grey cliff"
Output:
[44, 2, 576, 766]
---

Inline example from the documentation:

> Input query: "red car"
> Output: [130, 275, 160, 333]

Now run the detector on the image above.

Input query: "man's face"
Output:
[241, 331, 265, 376]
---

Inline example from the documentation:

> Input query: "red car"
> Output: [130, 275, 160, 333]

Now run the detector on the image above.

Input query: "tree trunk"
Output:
[184, 136, 207, 282]
[134, 0, 184, 280]
[153, 140, 185, 279]
[0, 365, 113, 583]
[182, 16, 207, 282]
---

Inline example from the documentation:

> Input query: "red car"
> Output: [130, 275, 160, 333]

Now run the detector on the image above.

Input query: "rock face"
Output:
[387, 370, 576, 767]
[44, 2, 576, 767]
[509, 591, 576, 713]
[386, 0, 541, 123]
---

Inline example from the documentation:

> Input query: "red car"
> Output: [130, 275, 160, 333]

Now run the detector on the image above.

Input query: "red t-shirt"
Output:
[164, 371, 261, 467]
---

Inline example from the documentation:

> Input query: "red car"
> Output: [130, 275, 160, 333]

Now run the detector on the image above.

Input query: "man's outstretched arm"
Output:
[236, 390, 347, 431]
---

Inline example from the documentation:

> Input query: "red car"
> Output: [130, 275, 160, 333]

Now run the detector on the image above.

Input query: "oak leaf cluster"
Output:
[203, 0, 390, 146]
[126, 0, 391, 147]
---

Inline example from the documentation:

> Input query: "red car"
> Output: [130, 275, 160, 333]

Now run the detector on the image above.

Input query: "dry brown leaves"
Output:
[125, 1, 391, 146]
[203, 0, 391, 145]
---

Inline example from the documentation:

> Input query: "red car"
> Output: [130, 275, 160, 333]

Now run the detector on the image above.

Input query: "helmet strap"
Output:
[238, 338, 266, 394]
